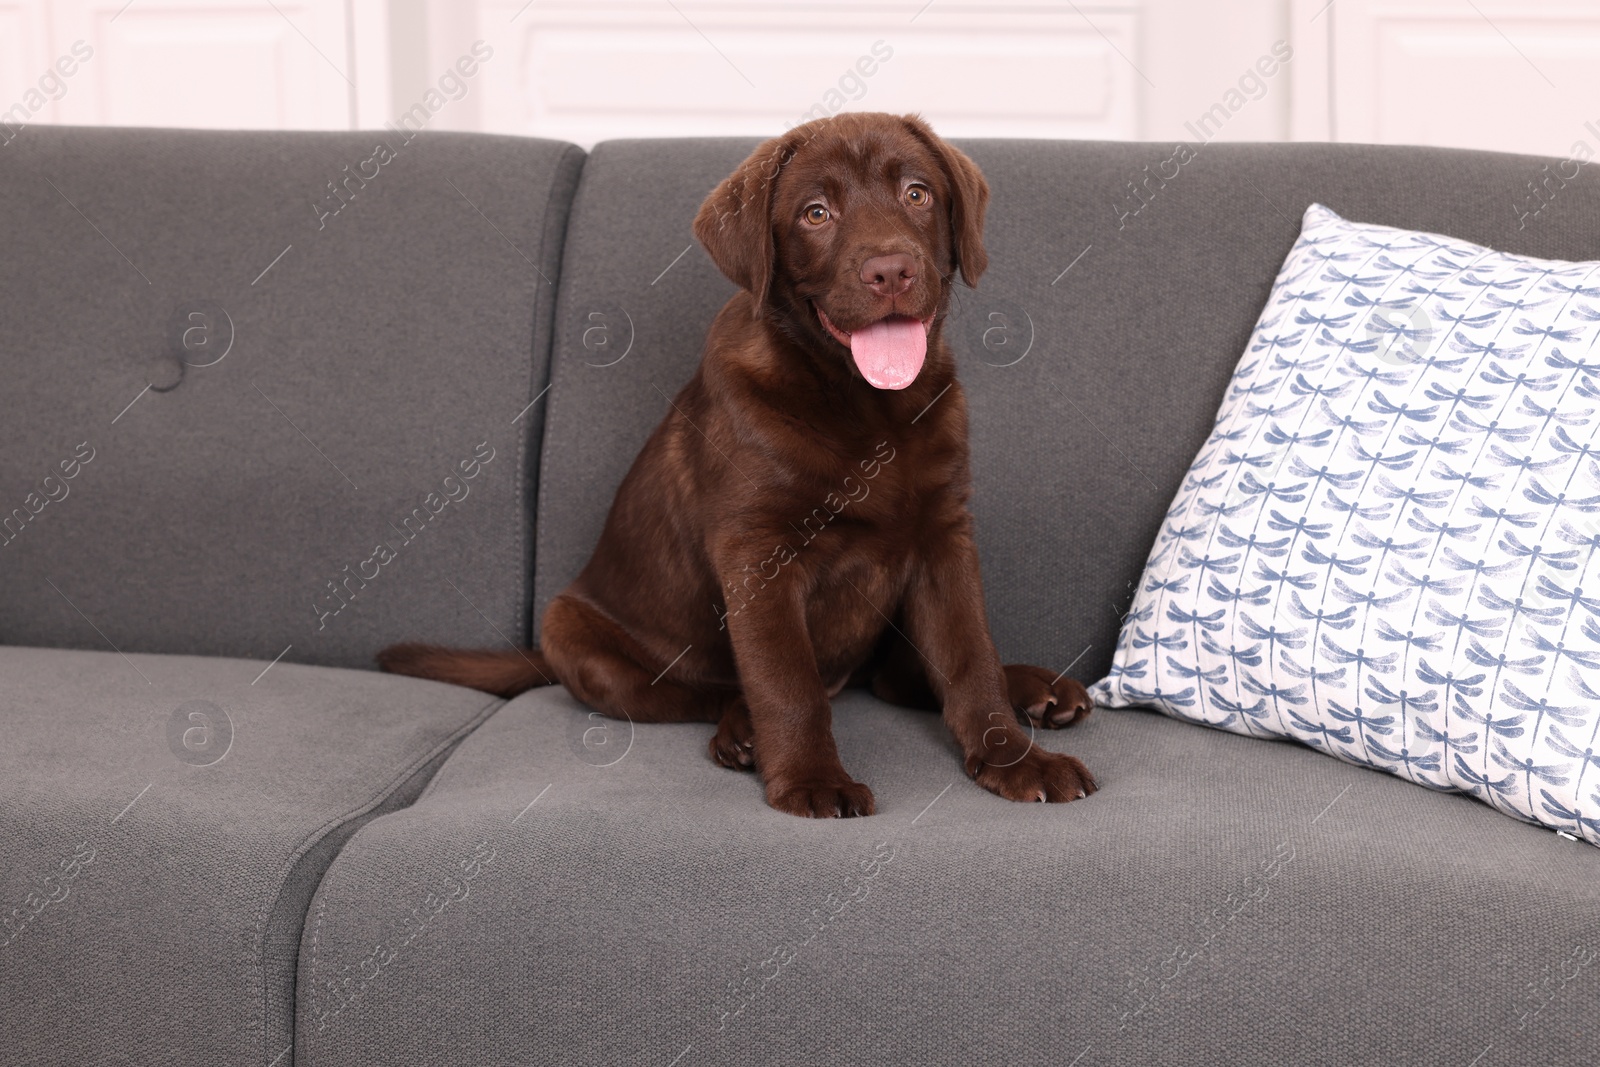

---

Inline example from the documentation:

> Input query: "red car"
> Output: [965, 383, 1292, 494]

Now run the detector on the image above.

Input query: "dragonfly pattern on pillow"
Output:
[1091, 203, 1600, 845]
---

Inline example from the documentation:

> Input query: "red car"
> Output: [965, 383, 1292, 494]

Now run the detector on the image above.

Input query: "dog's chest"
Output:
[792, 463, 937, 675]
[805, 550, 909, 684]
[753, 423, 958, 672]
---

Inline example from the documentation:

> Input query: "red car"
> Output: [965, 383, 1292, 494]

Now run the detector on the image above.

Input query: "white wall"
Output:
[1, 0, 1597, 158]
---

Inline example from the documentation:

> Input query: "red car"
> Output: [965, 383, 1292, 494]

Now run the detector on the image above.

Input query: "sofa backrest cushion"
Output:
[535, 138, 754, 633]
[0, 127, 583, 670]
[536, 136, 1600, 680]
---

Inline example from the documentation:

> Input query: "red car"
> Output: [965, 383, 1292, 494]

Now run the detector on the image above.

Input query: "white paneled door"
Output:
[0, 0, 58, 125]
[1311, 0, 1600, 159]
[5, 0, 1600, 162]
[465, 1, 1144, 145]
[1, 0, 363, 132]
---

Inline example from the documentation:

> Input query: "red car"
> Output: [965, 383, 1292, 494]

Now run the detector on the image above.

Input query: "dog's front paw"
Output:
[965, 746, 1097, 803]
[766, 775, 876, 818]
[1005, 664, 1093, 729]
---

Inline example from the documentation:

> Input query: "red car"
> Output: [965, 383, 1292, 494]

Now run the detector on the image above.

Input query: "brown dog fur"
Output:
[379, 112, 1097, 817]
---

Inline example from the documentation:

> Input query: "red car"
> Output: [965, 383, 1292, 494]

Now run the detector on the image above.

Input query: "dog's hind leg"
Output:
[541, 593, 730, 725]
[1002, 663, 1093, 729]
[867, 628, 1092, 728]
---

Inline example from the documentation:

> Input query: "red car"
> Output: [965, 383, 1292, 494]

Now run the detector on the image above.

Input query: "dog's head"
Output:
[692, 112, 988, 391]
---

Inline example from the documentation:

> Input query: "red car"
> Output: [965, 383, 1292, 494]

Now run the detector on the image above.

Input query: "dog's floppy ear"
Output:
[693, 133, 796, 310]
[900, 114, 989, 287]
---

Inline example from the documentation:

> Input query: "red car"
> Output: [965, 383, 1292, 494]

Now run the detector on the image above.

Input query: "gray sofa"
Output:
[4, 126, 1598, 1066]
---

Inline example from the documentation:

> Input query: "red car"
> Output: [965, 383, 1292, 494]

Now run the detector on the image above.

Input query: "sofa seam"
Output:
[253, 691, 504, 1066]
[521, 141, 588, 649]
[529, 143, 593, 646]
[306, 896, 328, 1044]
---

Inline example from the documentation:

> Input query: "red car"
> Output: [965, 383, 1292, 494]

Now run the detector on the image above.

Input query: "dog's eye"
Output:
[804, 204, 830, 225]
[905, 184, 930, 206]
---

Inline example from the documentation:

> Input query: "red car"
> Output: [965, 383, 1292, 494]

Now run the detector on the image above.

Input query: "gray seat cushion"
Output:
[534, 137, 1600, 684]
[0, 646, 501, 1067]
[295, 687, 1599, 1065]
[0, 127, 583, 671]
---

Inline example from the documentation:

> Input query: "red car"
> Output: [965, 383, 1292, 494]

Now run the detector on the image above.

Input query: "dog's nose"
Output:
[859, 253, 916, 297]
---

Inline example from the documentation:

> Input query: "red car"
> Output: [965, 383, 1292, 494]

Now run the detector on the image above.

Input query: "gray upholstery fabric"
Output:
[0, 645, 501, 1067]
[533, 138, 1600, 683]
[0, 126, 583, 670]
[297, 690, 1600, 1066]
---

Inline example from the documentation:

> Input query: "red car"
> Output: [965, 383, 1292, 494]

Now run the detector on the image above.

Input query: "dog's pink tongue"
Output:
[850, 317, 926, 390]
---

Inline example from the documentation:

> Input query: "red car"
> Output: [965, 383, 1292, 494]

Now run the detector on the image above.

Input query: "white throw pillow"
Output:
[1091, 204, 1600, 844]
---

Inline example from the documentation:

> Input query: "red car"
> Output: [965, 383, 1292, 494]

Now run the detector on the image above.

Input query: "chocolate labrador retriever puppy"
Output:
[379, 112, 1096, 817]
